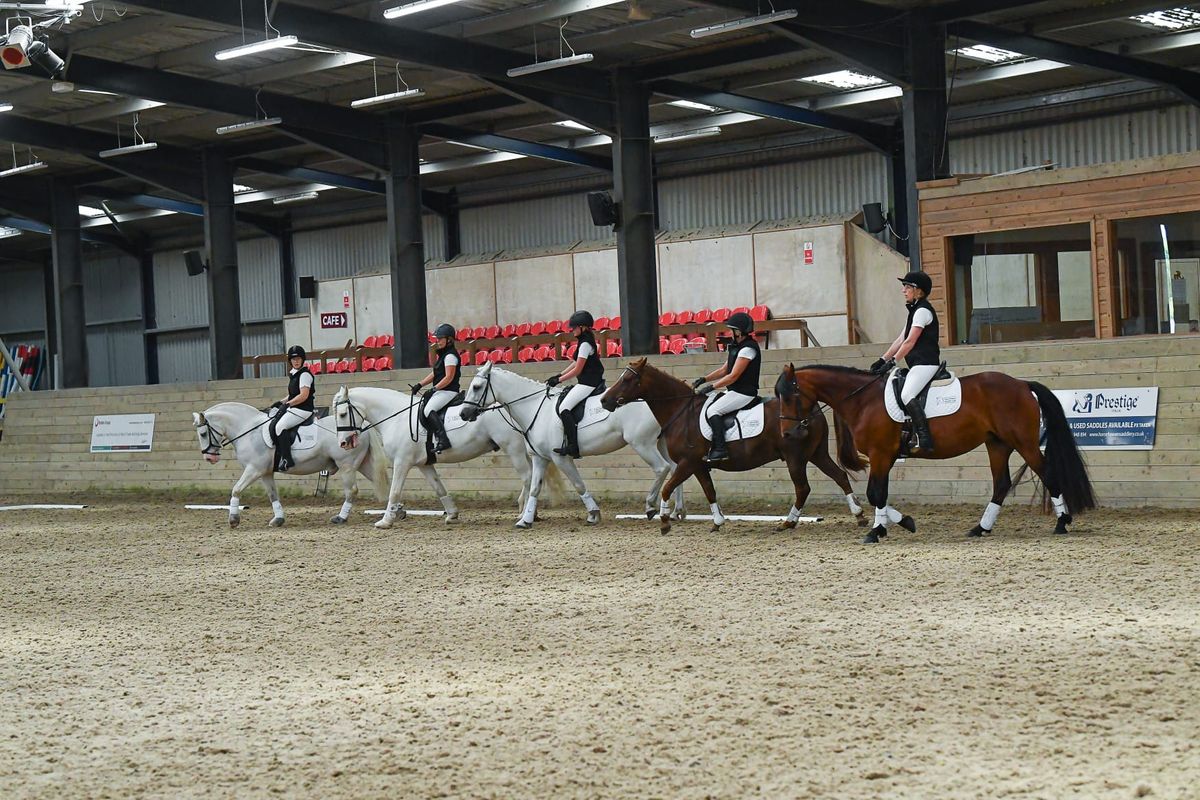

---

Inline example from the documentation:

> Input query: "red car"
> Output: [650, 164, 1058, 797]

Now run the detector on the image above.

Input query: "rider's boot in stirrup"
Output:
[430, 412, 452, 453]
[704, 415, 731, 463]
[553, 411, 580, 458]
[276, 439, 293, 472]
[904, 398, 934, 453]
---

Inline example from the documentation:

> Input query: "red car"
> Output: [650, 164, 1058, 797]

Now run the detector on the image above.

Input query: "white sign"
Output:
[90, 413, 155, 453]
[1051, 387, 1158, 450]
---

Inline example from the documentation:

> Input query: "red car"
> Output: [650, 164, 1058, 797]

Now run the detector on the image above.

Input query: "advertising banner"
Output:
[90, 414, 156, 453]
[1050, 387, 1158, 450]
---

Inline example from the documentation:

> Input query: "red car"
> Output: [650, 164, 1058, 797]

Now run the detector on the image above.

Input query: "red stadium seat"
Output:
[659, 337, 670, 354]
[530, 321, 547, 336]
[676, 310, 694, 325]
[713, 307, 732, 322]
[733, 306, 750, 315]
[427, 331, 437, 343]
[502, 349, 513, 363]
[750, 304, 770, 321]
[486, 325, 501, 339]
[546, 319, 562, 334]
[472, 350, 488, 365]
[346, 360, 359, 373]
[381, 334, 393, 347]
[564, 341, 578, 360]
[309, 361, 322, 375]
[594, 316, 611, 331]
[668, 338, 686, 355]
[489, 349, 505, 364]
[503, 323, 517, 337]
[610, 315, 621, 329]
[659, 311, 676, 326]
[532, 344, 551, 361]
[606, 339, 623, 357]
[516, 322, 532, 337]
[363, 335, 378, 348]
[469, 326, 484, 339]
[689, 336, 708, 351]
[377, 356, 392, 370]
[362, 357, 376, 371]
[694, 309, 713, 324]
[517, 346, 535, 363]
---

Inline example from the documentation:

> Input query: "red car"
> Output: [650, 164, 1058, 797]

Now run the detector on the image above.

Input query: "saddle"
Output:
[268, 410, 317, 472]
[554, 382, 606, 425]
[700, 395, 765, 442]
[890, 362, 952, 414]
[418, 391, 466, 465]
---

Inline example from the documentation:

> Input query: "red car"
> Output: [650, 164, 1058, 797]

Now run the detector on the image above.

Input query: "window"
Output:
[951, 224, 1095, 344]
[1113, 212, 1200, 336]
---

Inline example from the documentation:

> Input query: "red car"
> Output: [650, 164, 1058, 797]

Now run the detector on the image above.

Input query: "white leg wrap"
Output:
[786, 505, 803, 523]
[710, 502, 725, 526]
[580, 491, 600, 512]
[980, 501, 1002, 531]
[439, 494, 458, 514]
[271, 499, 284, 518]
[338, 500, 353, 519]
[874, 507, 889, 528]
[520, 495, 538, 524]
[1052, 495, 1067, 517]
[659, 499, 672, 516]
[847, 493, 862, 515]
[885, 505, 902, 524]
[229, 496, 240, 516]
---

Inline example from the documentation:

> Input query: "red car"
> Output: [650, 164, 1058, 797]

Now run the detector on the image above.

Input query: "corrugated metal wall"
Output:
[238, 237, 283, 322]
[156, 331, 209, 384]
[83, 254, 145, 387]
[460, 194, 607, 253]
[0, 265, 46, 338]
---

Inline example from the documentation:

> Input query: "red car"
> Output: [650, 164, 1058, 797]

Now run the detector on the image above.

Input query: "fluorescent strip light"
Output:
[554, 120, 592, 131]
[0, 226, 21, 239]
[99, 142, 158, 158]
[0, 103, 11, 113]
[79, 88, 118, 96]
[215, 117, 282, 135]
[350, 87, 425, 108]
[953, 44, 1022, 63]
[1130, 8, 1200, 30]
[691, 9, 797, 38]
[78, 205, 106, 218]
[801, 69, 886, 89]
[669, 99, 718, 112]
[272, 191, 319, 205]
[383, 0, 465, 20]
[215, 35, 299, 61]
[0, 161, 46, 177]
[506, 53, 593, 78]
[233, 183, 256, 193]
[51, 81, 75, 93]
[653, 126, 721, 143]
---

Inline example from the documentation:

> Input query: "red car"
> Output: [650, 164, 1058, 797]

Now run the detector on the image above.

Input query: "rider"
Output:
[413, 323, 460, 454]
[693, 311, 760, 463]
[270, 345, 315, 472]
[870, 270, 939, 453]
[546, 310, 604, 458]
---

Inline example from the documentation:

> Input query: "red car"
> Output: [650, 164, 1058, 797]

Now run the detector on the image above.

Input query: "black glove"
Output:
[694, 383, 715, 396]
[410, 383, 423, 395]
[546, 375, 561, 387]
[869, 358, 892, 375]
[692, 377, 707, 388]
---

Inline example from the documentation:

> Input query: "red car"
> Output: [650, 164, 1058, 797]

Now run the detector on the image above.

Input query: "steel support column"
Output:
[444, 189, 462, 261]
[888, 121, 910, 257]
[203, 148, 243, 381]
[49, 179, 87, 388]
[900, 13, 949, 271]
[385, 123, 429, 369]
[41, 253, 57, 389]
[612, 71, 659, 357]
[140, 252, 158, 385]
[279, 225, 298, 316]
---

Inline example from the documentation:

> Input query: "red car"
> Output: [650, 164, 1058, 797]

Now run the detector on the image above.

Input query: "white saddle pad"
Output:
[699, 403, 766, 442]
[884, 369, 962, 423]
[261, 419, 322, 452]
[576, 395, 612, 431]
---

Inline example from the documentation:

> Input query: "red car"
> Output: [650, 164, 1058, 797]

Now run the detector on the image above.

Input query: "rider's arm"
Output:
[703, 363, 729, 382]
[882, 332, 906, 360]
[712, 348, 754, 389]
[892, 325, 924, 362]
[416, 370, 434, 388]
[434, 362, 458, 390]
[558, 356, 586, 382]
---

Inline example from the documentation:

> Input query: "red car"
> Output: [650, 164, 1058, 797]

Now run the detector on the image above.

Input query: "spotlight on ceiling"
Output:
[1, 25, 65, 77]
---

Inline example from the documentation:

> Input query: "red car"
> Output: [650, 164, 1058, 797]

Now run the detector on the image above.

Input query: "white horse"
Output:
[192, 402, 388, 528]
[460, 361, 683, 529]
[332, 384, 552, 529]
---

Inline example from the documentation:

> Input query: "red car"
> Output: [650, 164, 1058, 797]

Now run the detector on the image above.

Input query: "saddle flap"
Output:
[884, 366, 962, 423]
[699, 401, 766, 443]
[555, 381, 607, 425]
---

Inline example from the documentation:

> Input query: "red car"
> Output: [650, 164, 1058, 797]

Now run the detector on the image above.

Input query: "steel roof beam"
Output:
[422, 123, 613, 171]
[931, 1, 1053, 23]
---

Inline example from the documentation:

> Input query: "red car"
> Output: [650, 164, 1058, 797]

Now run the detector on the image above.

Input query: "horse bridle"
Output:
[777, 371, 886, 429]
[196, 413, 225, 456]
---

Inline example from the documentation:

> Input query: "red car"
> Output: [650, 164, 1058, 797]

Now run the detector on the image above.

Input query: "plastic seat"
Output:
[503, 323, 517, 338]
[346, 360, 359, 373]
[488, 350, 505, 364]
[545, 320, 562, 334]
[485, 325, 501, 339]
[668, 338, 686, 355]
[610, 315, 621, 330]
[689, 336, 708, 351]
[532, 344, 551, 361]
[363, 357, 377, 371]
[694, 309, 713, 324]
[606, 339, 623, 357]
[516, 322, 532, 337]
[659, 337, 670, 354]
[676, 310, 694, 325]
[377, 356, 393, 370]
[517, 346, 535, 363]
[363, 335, 378, 348]
[530, 321, 547, 336]
[659, 311, 676, 326]
[565, 341, 578, 360]
[594, 316, 611, 331]
[733, 305, 750, 315]
[712, 307, 732, 322]
[309, 361, 322, 375]
[469, 350, 485, 365]
[502, 349, 513, 363]
[750, 304, 770, 322]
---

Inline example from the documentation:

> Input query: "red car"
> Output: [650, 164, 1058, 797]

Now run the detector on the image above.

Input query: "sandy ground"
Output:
[0, 495, 1197, 799]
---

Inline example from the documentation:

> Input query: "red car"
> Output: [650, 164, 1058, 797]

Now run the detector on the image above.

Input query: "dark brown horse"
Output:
[601, 358, 867, 534]
[774, 364, 1096, 543]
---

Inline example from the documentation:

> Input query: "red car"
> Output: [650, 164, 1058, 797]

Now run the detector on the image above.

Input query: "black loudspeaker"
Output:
[298, 276, 317, 299]
[951, 234, 976, 266]
[862, 202, 886, 234]
[587, 191, 620, 229]
[184, 249, 206, 276]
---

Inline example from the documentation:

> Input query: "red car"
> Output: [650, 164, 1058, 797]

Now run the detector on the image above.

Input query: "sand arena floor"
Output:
[0, 496, 1197, 799]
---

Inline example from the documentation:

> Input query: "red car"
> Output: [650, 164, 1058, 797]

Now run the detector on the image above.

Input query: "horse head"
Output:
[601, 357, 649, 411]
[331, 385, 359, 450]
[774, 363, 814, 439]
[460, 361, 492, 422]
[193, 410, 222, 463]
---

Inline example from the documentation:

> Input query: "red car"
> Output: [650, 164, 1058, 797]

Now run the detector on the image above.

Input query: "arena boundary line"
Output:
[0, 504, 88, 511]
[184, 504, 250, 510]
[616, 513, 823, 523]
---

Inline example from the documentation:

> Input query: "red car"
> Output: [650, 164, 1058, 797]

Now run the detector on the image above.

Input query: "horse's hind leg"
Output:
[261, 474, 285, 527]
[970, 440, 1013, 538]
[419, 465, 458, 522]
[551, 454, 601, 525]
[1010, 434, 1071, 534]
[693, 468, 725, 533]
[864, 457, 901, 544]
[810, 442, 866, 528]
[631, 437, 673, 520]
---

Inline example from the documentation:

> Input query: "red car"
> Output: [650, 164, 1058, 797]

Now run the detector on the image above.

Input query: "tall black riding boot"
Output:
[705, 414, 730, 462]
[429, 412, 452, 453]
[276, 435, 294, 472]
[904, 399, 934, 453]
[553, 411, 580, 458]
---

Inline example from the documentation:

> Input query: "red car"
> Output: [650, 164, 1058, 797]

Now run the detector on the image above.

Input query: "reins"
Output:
[462, 369, 554, 457]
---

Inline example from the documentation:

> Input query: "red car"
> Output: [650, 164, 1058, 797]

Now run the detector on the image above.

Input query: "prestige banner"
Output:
[1050, 387, 1159, 450]
[90, 414, 156, 453]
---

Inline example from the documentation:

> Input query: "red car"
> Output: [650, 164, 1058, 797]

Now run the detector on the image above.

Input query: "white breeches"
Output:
[424, 389, 457, 417]
[900, 364, 940, 404]
[703, 390, 755, 418]
[273, 407, 312, 435]
[559, 383, 596, 413]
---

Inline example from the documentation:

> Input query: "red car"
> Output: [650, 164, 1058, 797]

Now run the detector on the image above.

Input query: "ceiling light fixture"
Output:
[668, 99, 719, 112]
[383, 0, 466, 20]
[554, 120, 592, 131]
[272, 191, 319, 205]
[0, 144, 45, 177]
[801, 69, 886, 89]
[216, 34, 298, 61]
[216, 117, 282, 135]
[350, 60, 425, 108]
[1130, 8, 1200, 30]
[653, 126, 722, 143]
[0, 226, 21, 239]
[953, 44, 1022, 63]
[691, 7, 797, 39]
[99, 112, 158, 158]
[508, 18, 593, 77]
[0, 102, 11, 113]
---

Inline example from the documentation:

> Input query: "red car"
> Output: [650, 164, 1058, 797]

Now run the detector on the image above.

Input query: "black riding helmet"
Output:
[287, 344, 306, 360]
[726, 311, 754, 335]
[898, 270, 933, 296]
[433, 323, 456, 340]
[568, 310, 594, 329]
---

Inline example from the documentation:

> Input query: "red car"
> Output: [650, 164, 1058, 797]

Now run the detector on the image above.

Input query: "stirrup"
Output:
[704, 448, 729, 463]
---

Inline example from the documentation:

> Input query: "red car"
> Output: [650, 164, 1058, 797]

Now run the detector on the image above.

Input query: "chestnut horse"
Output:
[601, 358, 866, 534]
[774, 364, 1096, 543]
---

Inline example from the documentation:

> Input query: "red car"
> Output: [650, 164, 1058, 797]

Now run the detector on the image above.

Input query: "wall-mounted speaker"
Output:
[587, 191, 620, 229]
[862, 202, 886, 234]
[184, 249, 206, 276]
[951, 234, 976, 266]
[298, 276, 317, 299]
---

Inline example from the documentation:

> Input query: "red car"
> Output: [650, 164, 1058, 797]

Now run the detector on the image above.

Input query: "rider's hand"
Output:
[869, 358, 891, 375]
[692, 377, 707, 388]
[410, 383, 423, 395]
[694, 383, 714, 396]
[270, 400, 283, 409]
[546, 375, 561, 387]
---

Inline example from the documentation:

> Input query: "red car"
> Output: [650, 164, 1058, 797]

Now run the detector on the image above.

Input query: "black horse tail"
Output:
[1028, 381, 1097, 513]
[833, 413, 868, 474]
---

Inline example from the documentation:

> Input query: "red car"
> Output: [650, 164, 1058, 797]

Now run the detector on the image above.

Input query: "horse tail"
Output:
[1028, 381, 1096, 513]
[833, 413, 868, 474]
[366, 427, 390, 502]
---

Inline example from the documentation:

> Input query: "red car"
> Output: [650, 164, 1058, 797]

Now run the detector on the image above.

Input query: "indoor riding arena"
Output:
[1, 2, 1197, 798]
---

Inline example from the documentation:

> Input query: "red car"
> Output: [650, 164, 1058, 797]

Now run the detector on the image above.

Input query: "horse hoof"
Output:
[967, 524, 986, 538]
[710, 523, 722, 533]
[898, 515, 917, 533]
[587, 511, 601, 525]
[374, 519, 393, 530]
[862, 525, 886, 544]
[515, 519, 533, 530]
[533, 513, 542, 522]
[660, 516, 671, 535]
[228, 517, 240, 529]
[269, 517, 284, 528]
[1054, 519, 1070, 535]
[645, 510, 655, 520]
[673, 511, 686, 521]
[855, 514, 868, 528]
[777, 520, 797, 531]
[329, 515, 347, 525]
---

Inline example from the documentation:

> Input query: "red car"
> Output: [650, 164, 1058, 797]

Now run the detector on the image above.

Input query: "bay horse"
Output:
[601, 358, 866, 534]
[774, 364, 1096, 543]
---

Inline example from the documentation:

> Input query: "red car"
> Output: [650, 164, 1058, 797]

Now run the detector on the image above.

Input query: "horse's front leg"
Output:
[418, 465, 458, 522]
[227, 463, 259, 528]
[517, 456, 549, 528]
[659, 459, 697, 534]
[376, 458, 411, 529]
[778, 451, 813, 531]
[864, 454, 903, 544]
[552, 454, 601, 525]
[331, 467, 356, 524]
